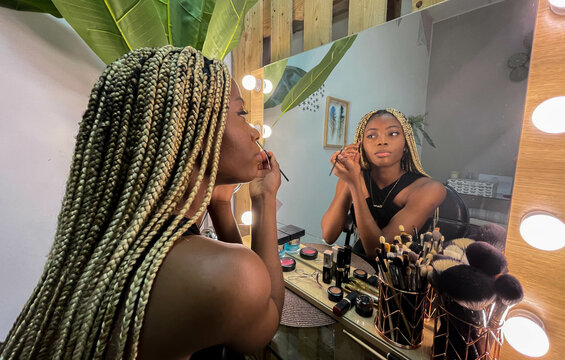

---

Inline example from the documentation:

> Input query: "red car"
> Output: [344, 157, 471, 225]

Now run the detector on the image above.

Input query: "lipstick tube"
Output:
[333, 290, 358, 317]
[323, 249, 333, 284]
[335, 247, 345, 288]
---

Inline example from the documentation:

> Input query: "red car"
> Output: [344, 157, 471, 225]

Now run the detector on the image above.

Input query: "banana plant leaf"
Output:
[170, 0, 216, 49]
[0, 0, 62, 17]
[274, 34, 357, 126]
[51, 0, 168, 64]
[263, 58, 287, 104]
[201, 0, 258, 60]
[408, 114, 436, 148]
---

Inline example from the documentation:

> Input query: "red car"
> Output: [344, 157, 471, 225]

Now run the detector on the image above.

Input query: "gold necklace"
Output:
[369, 174, 402, 208]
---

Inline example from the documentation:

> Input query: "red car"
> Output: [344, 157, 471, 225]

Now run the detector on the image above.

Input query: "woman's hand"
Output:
[330, 142, 362, 185]
[249, 151, 281, 199]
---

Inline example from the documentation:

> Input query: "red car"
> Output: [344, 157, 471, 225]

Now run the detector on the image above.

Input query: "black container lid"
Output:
[355, 295, 374, 317]
[280, 257, 296, 272]
[327, 286, 343, 302]
[300, 247, 318, 260]
[277, 229, 291, 245]
[353, 268, 368, 281]
[278, 224, 306, 240]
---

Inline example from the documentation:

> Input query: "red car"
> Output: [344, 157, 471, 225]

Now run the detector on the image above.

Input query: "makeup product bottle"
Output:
[332, 245, 340, 278]
[335, 248, 345, 288]
[333, 290, 358, 317]
[280, 224, 305, 254]
[355, 295, 374, 318]
[323, 250, 333, 284]
[343, 245, 351, 283]
[277, 229, 291, 258]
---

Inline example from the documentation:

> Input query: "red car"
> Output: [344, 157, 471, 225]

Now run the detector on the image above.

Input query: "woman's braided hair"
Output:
[0, 45, 231, 359]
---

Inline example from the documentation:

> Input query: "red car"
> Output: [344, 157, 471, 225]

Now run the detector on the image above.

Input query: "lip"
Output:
[375, 151, 391, 158]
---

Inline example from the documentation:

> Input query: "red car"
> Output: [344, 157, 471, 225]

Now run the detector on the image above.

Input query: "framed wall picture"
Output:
[324, 96, 349, 148]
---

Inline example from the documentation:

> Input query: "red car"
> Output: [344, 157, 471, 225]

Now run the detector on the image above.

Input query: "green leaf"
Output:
[421, 128, 436, 148]
[0, 0, 62, 17]
[413, 128, 422, 146]
[275, 35, 357, 126]
[51, 0, 169, 64]
[152, 0, 169, 42]
[263, 58, 288, 104]
[201, 0, 258, 60]
[170, 0, 216, 49]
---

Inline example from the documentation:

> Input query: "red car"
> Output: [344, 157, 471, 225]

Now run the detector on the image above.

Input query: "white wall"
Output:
[0, 9, 105, 339]
[421, 0, 536, 183]
[264, 12, 430, 244]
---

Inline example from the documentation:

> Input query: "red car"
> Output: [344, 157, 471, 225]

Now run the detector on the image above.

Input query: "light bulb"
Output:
[520, 211, 565, 251]
[262, 125, 272, 138]
[531, 96, 565, 133]
[242, 75, 257, 91]
[241, 211, 252, 225]
[549, 0, 565, 15]
[263, 79, 273, 94]
[503, 309, 549, 357]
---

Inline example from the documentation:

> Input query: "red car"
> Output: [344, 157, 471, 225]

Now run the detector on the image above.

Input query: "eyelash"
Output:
[367, 131, 399, 139]
[238, 110, 248, 116]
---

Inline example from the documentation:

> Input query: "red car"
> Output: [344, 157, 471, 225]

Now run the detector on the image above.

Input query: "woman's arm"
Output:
[207, 184, 242, 244]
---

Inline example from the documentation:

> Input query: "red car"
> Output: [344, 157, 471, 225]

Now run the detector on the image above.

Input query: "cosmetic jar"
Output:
[280, 257, 296, 272]
[355, 295, 374, 317]
[300, 247, 318, 260]
[327, 286, 343, 302]
[353, 268, 368, 281]
[284, 238, 300, 254]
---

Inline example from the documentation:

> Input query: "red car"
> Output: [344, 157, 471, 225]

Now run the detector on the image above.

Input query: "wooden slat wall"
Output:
[232, 0, 263, 235]
[501, 1, 565, 359]
[412, 0, 445, 11]
[271, 0, 293, 62]
[348, 0, 387, 36]
[303, 0, 333, 51]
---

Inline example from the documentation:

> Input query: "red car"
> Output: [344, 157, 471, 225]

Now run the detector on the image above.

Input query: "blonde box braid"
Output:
[0, 45, 231, 360]
[353, 108, 439, 226]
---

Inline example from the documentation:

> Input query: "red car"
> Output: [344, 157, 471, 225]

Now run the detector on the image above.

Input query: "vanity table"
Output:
[271, 237, 434, 360]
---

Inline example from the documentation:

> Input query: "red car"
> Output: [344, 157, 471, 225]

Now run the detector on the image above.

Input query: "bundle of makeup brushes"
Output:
[427, 237, 524, 360]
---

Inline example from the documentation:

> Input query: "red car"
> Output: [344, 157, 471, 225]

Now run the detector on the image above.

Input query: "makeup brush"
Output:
[452, 237, 475, 251]
[443, 244, 464, 261]
[470, 223, 507, 252]
[329, 147, 344, 176]
[256, 141, 289, 181]
[428, 259, 461, 291]
[487, 273, 524, 328]
[465, 241, 508, 277]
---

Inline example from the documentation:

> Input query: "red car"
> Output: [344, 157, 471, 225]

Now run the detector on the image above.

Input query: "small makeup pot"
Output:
[300, 247, 318, 260]
[355, 295, 374, 317]
[284, 238, 300, 254]
[353, 269, 368, 281]
[327, 286, 343, 302]
[280, 257, 296, 272]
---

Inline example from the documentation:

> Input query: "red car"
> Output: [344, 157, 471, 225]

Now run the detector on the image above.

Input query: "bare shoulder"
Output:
[140, 235, 272, 358]
[409, 177, 446, 205]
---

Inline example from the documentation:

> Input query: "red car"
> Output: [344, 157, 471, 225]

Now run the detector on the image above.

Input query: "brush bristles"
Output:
[431, 259, 461, 274]
[466, 241, 508, 276]
[452, 237, 475, 250]
[495, 274, 523, 306]
[439, 265, 496, 311]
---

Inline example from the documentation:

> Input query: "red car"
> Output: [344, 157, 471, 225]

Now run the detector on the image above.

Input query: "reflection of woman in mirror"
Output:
[1, 46, 283, 360]
[322, 108, 446, 258]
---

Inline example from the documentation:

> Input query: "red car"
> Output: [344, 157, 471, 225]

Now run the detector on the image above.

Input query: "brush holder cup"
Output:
[431, 301, 503, 360]
[375, 276, 428, 349]
[425, 286, 438, 321]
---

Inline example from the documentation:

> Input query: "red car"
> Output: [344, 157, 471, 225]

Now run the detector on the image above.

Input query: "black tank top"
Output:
[351, 171, 433, 255]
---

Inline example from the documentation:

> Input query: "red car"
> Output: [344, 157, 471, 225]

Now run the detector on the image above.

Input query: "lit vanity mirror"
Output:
[262, 0, 537, 247]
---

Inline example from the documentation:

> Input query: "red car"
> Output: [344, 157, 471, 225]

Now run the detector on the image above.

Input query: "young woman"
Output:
[0, 46, 283, 360]
[322, 108, 446, 258]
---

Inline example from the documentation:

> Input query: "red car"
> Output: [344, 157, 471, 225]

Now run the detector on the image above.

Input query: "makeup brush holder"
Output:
[431, 302, 503, 360]
[425, 286, 438, 320]
[375, 276, 428, 349]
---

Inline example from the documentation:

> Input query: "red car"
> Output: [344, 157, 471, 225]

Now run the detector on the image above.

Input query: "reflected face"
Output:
[362, 114, 406, 169]
[215, 80, 263, 184]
